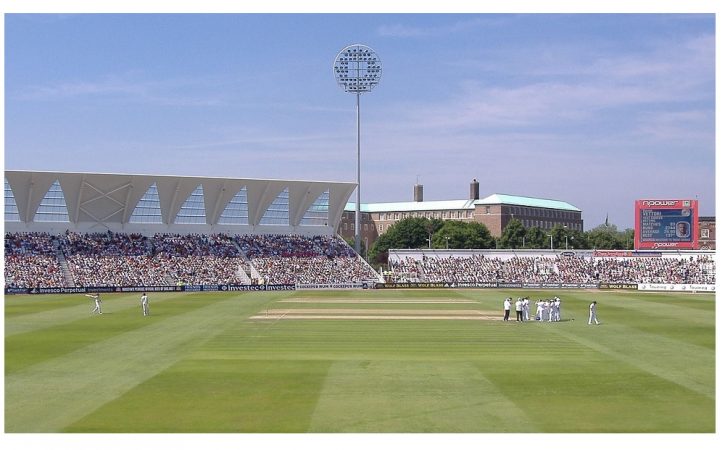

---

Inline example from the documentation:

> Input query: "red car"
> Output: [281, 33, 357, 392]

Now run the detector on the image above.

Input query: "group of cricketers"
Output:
[83, 291, 599, 325]
[504, 296, 562, 322]
[85, 292, 150, 316]
[503, 296, 601, 325]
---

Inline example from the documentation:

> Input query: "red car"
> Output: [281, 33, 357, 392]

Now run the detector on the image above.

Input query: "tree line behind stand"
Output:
[345, 217, 635, 265]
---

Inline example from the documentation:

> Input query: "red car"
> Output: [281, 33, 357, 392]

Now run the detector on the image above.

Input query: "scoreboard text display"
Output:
[634, 199, 698, 250]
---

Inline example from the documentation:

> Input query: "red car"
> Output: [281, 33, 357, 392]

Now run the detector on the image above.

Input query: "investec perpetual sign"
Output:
[634, 199, 699, 250]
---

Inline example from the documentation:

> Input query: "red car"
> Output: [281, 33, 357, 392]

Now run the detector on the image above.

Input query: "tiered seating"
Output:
[4, 232, 65, 288]
[234, 234, 378, 284]
[389, 254, 716, 285]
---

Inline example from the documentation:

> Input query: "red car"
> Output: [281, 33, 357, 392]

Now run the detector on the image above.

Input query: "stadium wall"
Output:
[388, 248, 716, 262]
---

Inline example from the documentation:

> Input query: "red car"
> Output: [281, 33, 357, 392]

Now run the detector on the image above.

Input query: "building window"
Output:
[219, 186, 249, 225]
[301, 190, 329, 226]
[34, 180, 70, 223]
[260, 187, 289, 225]
[175, 185, 206, 224]
[701, 229, 710, 238]
[4, 178, 20, 222]
[130, 183, 163, 224]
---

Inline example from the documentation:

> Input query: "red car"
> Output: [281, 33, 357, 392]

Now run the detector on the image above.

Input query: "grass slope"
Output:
[4, 289, 715, 432]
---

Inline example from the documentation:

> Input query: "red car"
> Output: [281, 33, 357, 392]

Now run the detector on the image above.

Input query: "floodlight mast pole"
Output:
[356, 90, 361, 254]
[333, 44, 381, 256]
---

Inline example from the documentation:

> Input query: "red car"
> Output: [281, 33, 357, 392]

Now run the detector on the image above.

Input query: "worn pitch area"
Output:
[254, 296, 500, 320]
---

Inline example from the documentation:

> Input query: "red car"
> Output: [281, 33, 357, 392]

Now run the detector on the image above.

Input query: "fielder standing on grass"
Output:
[588, 300, 600, 325]
[503, 297, 511, 321]
[515, 297, 523, 322]
[86, 292, 102, 315]
[141, 292, 149, 316]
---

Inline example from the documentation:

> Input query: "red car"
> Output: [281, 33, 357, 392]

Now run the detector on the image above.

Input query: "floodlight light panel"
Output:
[333, 44, 382, 94]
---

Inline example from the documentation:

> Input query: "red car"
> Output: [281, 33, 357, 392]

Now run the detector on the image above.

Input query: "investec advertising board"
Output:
[634, 199, 698, 250]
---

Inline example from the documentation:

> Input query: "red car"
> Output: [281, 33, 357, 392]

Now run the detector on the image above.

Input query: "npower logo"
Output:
[653, 242, 678, 248]
[642, 200, 678, 207]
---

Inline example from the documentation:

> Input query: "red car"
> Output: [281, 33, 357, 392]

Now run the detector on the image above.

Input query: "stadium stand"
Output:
[4, 232, 65, 288]
[4, 231, 379, 288]
[388, 253, 715, 285]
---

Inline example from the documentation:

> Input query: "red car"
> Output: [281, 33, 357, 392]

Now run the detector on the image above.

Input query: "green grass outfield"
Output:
[4, 289, 715, 433]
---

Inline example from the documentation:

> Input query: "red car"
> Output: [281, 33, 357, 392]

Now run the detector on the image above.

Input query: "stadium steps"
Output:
[236, 264, 252, 285]
[229, 239, 261, 283]
[52, 239, 76, 287]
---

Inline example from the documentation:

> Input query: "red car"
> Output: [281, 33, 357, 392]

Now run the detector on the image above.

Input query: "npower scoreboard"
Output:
[634, 199, 698, 250]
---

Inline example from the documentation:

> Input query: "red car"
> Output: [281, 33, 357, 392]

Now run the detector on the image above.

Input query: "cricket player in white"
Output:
[141, 292, 149, 316]
[503, 297, 512, 321]
[588, 301, 600, 325]
[535, 299, 544, 321]
[546, 299, 554, 322]
[522, 297, 530, 321]
[86, 293, 102, 314]
[553, 297, 561, 321]
[515, 298, 523, 322]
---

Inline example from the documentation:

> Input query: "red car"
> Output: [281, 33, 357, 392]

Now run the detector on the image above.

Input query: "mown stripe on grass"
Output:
[4, 293, 187, 337]
[542, 323, 714, 400]
[4, 296, 243, 432]
[307, 360, 535, 432]
[4, 293, 233, 374]
[602, 295, 713, 326]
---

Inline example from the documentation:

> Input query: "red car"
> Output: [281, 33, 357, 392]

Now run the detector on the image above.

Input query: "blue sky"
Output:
[4, 13, 715, 230]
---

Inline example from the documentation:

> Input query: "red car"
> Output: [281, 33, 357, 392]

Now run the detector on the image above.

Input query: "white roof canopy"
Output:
[5, 170, 356, 235]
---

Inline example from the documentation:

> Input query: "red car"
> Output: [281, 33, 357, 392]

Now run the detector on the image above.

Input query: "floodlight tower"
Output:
[333, 44, 382, 254]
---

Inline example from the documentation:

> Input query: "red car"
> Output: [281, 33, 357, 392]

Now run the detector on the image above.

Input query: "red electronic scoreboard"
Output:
[634, 199, 698, 250]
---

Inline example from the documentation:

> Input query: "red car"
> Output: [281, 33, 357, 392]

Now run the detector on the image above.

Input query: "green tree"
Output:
[621, 228, 635, 250]
[499, 219, 527, 249]
[524, 227, 548, 249]
[567, 229, 589, 249]
[368, 217, 444, 262]
[586, 223, 620, 249]
[432, 220, 496, 249]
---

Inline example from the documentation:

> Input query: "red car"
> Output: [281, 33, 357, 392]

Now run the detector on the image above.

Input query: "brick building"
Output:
[338, 180, 583, 245]
[698, 216, 716, 250]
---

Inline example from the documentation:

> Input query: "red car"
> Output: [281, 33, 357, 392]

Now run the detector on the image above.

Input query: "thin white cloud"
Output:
[15, 73, 226, 107]
[374, 33, 714, 138]
[376, 17, 504, 38]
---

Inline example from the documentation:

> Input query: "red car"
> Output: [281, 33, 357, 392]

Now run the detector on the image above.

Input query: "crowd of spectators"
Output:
[390, 255, 559, 284]
[4, 232, 65, 288]
[234, 234, 356, 259]
[235, 234, 377, 284]
[61, 231, 148, 256]
[389, 254, 716, 285]
[5, 232, 715, 288]
[5, 231, 377, 287]
[61, 233, 245, 287]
